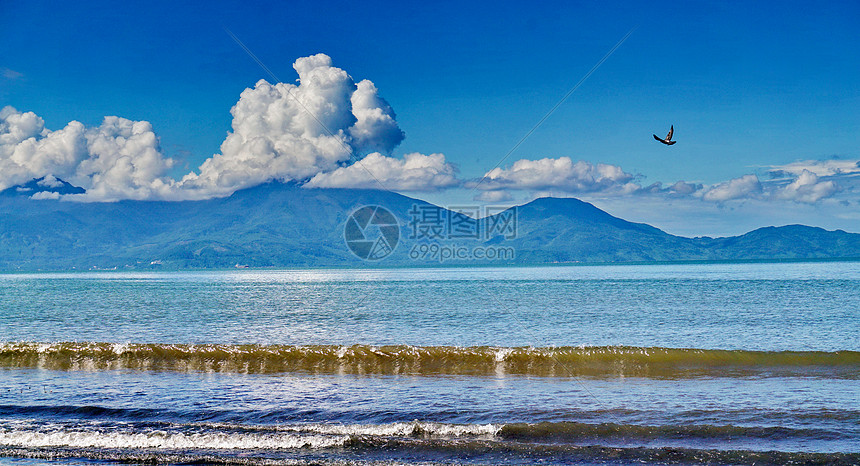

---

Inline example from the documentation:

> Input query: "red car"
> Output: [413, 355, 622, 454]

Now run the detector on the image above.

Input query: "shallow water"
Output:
[0, 262, 858, 464]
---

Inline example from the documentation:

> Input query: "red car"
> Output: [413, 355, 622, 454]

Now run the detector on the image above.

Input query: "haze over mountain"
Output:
[1, 180, 858, 271]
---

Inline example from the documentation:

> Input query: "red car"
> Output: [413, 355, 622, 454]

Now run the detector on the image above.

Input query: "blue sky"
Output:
[1, 0, 858, 236]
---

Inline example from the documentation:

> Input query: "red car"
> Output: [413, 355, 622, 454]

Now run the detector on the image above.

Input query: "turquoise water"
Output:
[0, 262, 858, 464]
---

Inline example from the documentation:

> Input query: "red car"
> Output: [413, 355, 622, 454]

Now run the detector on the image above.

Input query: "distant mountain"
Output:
[506, 197, 708, 263]
[0, 181, 858, 270]
[695, 224, 860, 260]
[0, 177, 85, 198]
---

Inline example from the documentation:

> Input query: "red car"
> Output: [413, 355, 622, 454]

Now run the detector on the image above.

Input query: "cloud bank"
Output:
[0, 107, 177, 201]
[306, 152, 458, 191]
[1, 54, 408, 201]
[1, 53, 856, 208]
[769, 159, 860, 178]
[473, 156, 854, 205]
[471, 157, 639, 201]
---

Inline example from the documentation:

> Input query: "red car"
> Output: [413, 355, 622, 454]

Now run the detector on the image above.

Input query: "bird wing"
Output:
[654, 134, 663, 142]
[666, 125, 674, 140]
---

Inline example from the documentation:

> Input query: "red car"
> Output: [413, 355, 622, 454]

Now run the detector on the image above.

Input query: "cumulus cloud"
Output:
[0, 107, 84, 190]
[769, 159, 860, 178]
[30, 191, 60, 200]
[689, 170, 842, 204]
[306, 152, 458, 191]
[0, 107, 176, 201]
[1, 54, 410, 201]
[37, 174, 64, 188]
[474, 157, 639, 194]
[701, 174, 762, 202]
[348, 80, 405, 154]
[775, 169, 839, 203]
[474, 190, 514, 202]
[179, 53, 404, 197]
[3, 52, 854, 209]
[463, 156, 850, 206]
[71, 117, 177, 201]
[0, 106, 43, 145]
[668, 181, 702, 195]
[761, 158, 855, 204]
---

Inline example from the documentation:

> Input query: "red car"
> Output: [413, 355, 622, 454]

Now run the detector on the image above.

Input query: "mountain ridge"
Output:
[0, 181, 858, 270]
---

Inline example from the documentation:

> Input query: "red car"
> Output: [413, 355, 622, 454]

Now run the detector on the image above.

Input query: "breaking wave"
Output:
[1, 342, 857, 378]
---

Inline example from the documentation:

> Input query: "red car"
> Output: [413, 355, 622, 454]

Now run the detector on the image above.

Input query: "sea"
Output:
[0, 262, 858, 465]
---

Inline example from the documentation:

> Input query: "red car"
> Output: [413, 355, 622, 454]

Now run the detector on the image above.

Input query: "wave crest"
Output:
[1, 342, 857, 378]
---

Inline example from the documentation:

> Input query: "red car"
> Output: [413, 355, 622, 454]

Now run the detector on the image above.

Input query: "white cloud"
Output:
[761, 158, 855, 204]
[689, 166, 843, 205]
[474, 190, 514, 202]
[30, 191, 60, 200]
[67, 117, 177, 201]
[348, 80, 405, 154]
[461, 154, 847, 207]
[775, 169, 839, 203]
[0, 107, 86, 190]
[1, 54, 407, 201]
[701, 174, 762, 202]
[2, 53, 855, 212]
[0, 107, 176, 201]
[36, 174, 64, 188]
[466, 157, 846, 206]
[306, 152, 458, 191]
[0, 106, 43, 145]
[475, 157, 638, 194]
[769, 159, 860, 177]
[179, 53, 404, 197]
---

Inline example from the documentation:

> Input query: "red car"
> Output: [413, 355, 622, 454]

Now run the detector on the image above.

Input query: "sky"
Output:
[1, 0, 858, 236]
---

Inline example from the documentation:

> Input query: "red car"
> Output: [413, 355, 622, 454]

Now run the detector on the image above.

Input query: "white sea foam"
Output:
[294, 422, 500, 438]
[0, 430, 346, 450]
[111, 342, 129, 354]
[0, 420, 501, 451]
[494, 348, 513, 362]
[35, 343, 52, 354]
[171, 421, 502, 438]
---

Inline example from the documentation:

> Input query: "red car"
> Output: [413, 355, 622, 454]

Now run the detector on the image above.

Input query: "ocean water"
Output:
[0, 262, 858, 465]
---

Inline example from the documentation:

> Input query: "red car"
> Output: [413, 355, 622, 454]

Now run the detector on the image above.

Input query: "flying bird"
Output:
[653, 125, 676, 145]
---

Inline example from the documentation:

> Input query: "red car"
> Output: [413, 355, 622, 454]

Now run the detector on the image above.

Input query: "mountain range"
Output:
[1, 180, 859, 270]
